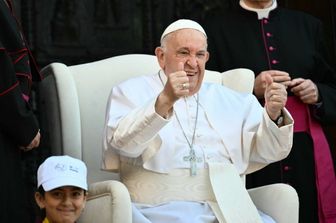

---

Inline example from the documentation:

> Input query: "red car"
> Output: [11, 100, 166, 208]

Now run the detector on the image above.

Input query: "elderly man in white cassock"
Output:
[102, 19, 294, 223]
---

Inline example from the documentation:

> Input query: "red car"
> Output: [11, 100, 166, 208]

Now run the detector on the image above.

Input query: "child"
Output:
[35, 155, 88, 223]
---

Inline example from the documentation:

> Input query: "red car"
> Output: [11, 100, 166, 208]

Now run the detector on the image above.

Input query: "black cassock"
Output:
[203, 5, 336, 223]
[0, 0, 42, 222]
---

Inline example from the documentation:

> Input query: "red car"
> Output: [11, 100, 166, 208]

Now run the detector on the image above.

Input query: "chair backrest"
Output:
[39, 54, 254, 184]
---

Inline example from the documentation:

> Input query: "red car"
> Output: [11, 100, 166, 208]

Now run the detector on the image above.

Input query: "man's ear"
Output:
[205, 51, 210, 63]
[35, 192, 46, 209]
[155, 47, 165, 69]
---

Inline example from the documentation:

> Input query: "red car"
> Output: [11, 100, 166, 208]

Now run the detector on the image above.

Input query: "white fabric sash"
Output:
[120, 162, 262, 223]
[207, 162, 262, 223]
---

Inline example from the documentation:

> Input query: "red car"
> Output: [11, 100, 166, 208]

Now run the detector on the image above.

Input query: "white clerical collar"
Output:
[239, 0, 277, 19]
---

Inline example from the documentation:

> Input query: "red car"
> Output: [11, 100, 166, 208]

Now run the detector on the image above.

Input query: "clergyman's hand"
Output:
[264, 73, 287, 120]
[20, 130, 41, 152]
[289, 78, 319, 104]
[254, 70, 291, 98]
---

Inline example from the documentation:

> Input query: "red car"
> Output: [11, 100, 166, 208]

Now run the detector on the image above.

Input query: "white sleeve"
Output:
[103, 85, 170, 158]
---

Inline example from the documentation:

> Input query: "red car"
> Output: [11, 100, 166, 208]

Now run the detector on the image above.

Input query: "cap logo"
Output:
[69, 165, 79, 173]
[37, 155, 88, 191]
[54, 163, 79, 173]
[55, 163, 66, 171]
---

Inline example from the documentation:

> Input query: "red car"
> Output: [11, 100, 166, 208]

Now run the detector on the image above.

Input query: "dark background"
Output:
[10, 0, 336, 221]
[14, 0, 336, 67]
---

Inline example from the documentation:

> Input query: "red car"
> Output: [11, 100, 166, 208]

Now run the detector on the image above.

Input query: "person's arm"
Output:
[310, 21, 336, 123]
[103, 78, 171, 158]
[0, 49, 40, 148]
[243, 74, 294, 174]
[243, 104, 294, 175]
[105, 62, 192, 157]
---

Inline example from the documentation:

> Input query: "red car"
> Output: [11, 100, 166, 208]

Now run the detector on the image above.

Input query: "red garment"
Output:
[286, 97, 336, 223]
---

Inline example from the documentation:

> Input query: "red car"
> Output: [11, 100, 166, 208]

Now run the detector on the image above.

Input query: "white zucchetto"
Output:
[160, 19, 207, 42]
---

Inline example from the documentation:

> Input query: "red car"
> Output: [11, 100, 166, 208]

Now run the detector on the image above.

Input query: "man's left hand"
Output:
[264, 74, 287, 120]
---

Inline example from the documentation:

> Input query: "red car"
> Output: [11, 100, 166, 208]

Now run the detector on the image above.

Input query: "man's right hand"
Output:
[155, 62, 189, 118]
[254, 70, 291, 98]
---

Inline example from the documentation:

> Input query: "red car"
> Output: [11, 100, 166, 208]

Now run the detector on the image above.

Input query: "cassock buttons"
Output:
[272, 59, 279, 64]
[269, 46, 276, 51]
[283, 165, 291, 171]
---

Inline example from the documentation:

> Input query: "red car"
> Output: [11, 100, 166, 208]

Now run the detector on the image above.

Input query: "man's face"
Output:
[156, 29, 209, 95]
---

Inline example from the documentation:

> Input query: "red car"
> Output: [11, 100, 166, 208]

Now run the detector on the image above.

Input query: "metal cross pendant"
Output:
[183, 149, 202, 176]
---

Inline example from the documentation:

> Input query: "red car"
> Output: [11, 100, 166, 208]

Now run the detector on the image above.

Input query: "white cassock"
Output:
[102, 71, 294, 223]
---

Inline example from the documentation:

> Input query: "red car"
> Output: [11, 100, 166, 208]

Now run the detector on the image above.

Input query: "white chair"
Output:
[39, 53, 298, 223]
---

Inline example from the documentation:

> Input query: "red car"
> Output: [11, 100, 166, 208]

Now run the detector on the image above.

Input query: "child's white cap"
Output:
[37, 155, 88, 191]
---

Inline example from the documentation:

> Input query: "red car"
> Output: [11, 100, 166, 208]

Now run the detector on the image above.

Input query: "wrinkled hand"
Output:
[162, 62, 190, 102]
[254, 70, 291, 98]
[289, 78, 319, 104]
[20, 130, 41, 152]
[264, 74, 287, 120]
[155, 62, 189, 117]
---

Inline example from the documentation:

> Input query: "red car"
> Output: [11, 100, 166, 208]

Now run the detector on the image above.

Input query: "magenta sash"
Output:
[286, 96, 336, 223]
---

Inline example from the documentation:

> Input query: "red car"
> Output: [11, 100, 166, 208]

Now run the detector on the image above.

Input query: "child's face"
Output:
[35, 186, 87, 223]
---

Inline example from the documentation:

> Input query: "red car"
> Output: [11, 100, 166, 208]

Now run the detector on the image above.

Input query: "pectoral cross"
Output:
[183, 148, 202, 176]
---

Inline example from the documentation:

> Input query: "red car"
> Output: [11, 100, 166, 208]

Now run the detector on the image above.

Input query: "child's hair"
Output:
[35, 186, 47, 220]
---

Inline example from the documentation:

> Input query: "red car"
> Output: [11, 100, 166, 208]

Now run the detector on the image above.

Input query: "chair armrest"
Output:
[78, 180, 132, 223]
[248, 183, 299, 223]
